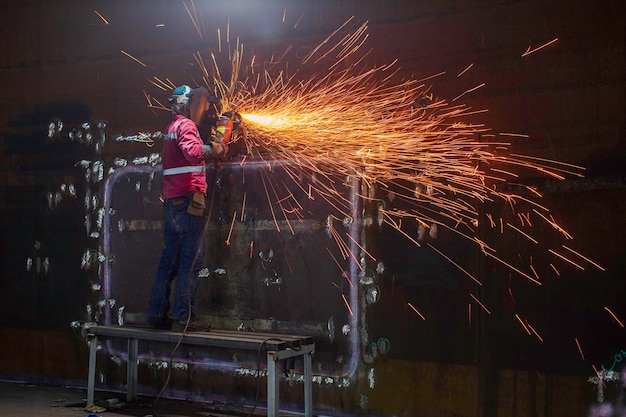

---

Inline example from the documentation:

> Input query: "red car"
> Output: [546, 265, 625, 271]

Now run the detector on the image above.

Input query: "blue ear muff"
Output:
[171, 85, 191, 105]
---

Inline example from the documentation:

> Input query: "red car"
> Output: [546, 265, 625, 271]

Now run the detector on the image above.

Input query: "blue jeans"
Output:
[148, 195, 205, 320]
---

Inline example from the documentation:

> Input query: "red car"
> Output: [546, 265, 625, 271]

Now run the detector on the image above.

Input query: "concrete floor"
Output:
[0, 381, 252, 417]
[0, 381, 131, 417]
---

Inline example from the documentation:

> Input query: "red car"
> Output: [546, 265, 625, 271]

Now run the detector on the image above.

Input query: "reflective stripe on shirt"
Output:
[163, 165, 205, 176]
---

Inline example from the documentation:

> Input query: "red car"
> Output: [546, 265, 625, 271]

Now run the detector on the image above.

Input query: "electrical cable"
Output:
[247, 338, 301, 417]
[148, 166, 220, 417]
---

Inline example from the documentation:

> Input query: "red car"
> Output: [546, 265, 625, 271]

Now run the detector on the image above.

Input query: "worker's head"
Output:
[170, 85, 192, 116]
[170, 85, 220, 125]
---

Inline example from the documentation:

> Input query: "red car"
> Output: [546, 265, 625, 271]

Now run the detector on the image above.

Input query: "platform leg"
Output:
[87, 334, 98, 405]
[127, 338, 138, 402]
[304, 350, 313, 417]
[267, 351, 279, 417]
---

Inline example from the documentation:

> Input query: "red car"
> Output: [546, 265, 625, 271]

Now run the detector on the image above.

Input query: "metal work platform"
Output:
[85, 325, 315, 417]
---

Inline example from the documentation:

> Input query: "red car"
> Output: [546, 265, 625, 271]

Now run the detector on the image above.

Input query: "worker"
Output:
[147, 85, 226, 332]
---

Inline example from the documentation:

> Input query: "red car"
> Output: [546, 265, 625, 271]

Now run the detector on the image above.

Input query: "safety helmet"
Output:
[170, 85, 222, 117]
[170, 85, 192, 105]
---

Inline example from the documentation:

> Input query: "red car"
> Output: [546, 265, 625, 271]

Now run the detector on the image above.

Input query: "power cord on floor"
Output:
[247, 338, 301, 417]
[148, 180, 219, 417]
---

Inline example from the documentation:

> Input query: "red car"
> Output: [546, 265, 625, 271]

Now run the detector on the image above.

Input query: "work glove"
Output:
[202, 142, 227, 159]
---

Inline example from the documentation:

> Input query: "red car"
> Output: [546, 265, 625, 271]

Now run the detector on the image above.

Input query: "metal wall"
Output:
[1, 1, 625, 416]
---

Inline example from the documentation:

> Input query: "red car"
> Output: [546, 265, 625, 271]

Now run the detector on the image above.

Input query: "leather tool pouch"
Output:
[187, 191, 206, 217]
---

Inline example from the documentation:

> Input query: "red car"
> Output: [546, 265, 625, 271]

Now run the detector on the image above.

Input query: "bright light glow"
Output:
[145, 15, 603, 285]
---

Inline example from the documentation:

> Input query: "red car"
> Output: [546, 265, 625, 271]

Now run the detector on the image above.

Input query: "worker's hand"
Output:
[209, 141, 228, 158]
[202, 142, 228, 159]
[201, 144, 212, 159]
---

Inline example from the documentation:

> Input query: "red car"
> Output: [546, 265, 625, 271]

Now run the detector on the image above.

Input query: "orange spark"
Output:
[345, 232, 376, 262]
[225, 211, 236, 245]
[520, 212, 532, 226]
[591, 365, 606, 389]
[293, 12, 305, 29]
[529, 263, 540, 282]
[240, 192, 246, 222]
[381, 217, 422, 248]
[120, 50, 147, 67]
[562, 245, 605, 271]
[407, 302, 426, 320]
[469, 293, 491, 314]
[483, 251, 542, 285]
[500, 132, 530, 138]
[526, 322, 543, 342]
[507, 223, 538, 244]
[265, 174, 295, 234]
[259, 172, 280, 232]
[548, 249, 585, 270]
[144, 16, 591, 292]
[515, 314, 531, 335]
[549, 263, 560, 276]
[341, 294, 353, 316]
[575, 338, 585, 360]
[93, 10, 109, 25]
[604, 307, 625, 328]
[457, 63, 473, 77]
[182, 0, 203, 40]
[522, 37, 559, 57]
[452, 82, 486, 102]
[427, 243, 482, 285]
[325, 246, 353, 288]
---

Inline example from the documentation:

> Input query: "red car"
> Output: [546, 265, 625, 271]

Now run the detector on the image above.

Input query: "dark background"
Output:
[0, 1, 625, 416]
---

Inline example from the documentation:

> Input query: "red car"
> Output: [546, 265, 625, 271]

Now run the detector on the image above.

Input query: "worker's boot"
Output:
[147, 315, 173, 330]
[172, 313, 211, 332]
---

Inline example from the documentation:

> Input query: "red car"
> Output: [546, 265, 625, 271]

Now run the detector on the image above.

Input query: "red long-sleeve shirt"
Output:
[162, 114, 207, 198]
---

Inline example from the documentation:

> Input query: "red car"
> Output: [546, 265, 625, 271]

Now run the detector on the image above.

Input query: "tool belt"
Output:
[187, 191, 206, 217]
